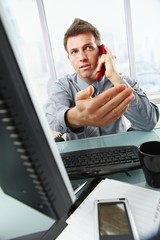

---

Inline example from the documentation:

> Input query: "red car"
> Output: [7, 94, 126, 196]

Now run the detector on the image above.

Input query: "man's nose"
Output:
[79, 50, 87, 61]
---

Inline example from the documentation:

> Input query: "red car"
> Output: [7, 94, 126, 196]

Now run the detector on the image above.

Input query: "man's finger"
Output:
[76, 85, 94, 101]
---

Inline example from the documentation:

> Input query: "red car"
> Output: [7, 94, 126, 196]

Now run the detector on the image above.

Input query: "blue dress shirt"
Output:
[44, 74, 159, 140]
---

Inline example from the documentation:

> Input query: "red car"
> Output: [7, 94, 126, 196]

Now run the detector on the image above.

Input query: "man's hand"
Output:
[65, 84, 135, 131]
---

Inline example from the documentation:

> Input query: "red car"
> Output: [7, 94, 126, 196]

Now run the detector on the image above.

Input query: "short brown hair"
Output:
[63, 18, 101, 52]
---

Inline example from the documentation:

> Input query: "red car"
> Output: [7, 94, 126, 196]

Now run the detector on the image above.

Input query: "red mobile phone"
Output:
[95, 44, 107, 82]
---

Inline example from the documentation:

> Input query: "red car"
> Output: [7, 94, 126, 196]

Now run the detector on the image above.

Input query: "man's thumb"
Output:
[76, 85, 94, 101]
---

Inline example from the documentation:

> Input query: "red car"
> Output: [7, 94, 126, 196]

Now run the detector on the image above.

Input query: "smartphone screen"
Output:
[97, 201, 135, 240]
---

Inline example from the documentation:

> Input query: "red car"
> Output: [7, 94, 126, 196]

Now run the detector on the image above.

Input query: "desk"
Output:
[57, 127, 160, 154]
[0, 128, 160, 239]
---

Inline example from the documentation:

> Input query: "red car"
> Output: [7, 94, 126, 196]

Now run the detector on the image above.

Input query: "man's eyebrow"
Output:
[68, 43, 95, 53]
[70, 47, 77, 51]
[83, 42, 94, 47]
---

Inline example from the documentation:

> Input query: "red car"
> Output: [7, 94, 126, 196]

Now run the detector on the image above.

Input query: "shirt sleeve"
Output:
[122, 75, 159, 131]
[44, 79, 70, 133]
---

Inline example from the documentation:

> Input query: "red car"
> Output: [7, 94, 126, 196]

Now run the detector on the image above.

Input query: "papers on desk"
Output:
[57, 179, 160, 240]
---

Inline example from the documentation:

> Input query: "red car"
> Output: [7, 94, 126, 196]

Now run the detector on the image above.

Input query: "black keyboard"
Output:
[61, 145, 140, 179]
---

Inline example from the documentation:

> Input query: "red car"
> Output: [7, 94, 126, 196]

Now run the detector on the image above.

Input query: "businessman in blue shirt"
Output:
[44, 18, 159, 141]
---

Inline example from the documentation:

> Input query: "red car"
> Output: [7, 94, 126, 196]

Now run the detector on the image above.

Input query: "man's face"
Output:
[66, 32, 99, 83]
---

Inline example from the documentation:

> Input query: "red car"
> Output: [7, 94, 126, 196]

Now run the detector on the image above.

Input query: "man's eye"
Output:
[86, 46, 94, 51]
[71, 50, 78, 55]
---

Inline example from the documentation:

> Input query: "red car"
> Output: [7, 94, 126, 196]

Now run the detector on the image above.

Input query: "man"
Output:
[44, 18, 159, 141]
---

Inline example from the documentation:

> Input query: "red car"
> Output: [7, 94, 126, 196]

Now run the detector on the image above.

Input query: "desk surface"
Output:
[57, 127, 160, 153]
[1, 128, 160, 239]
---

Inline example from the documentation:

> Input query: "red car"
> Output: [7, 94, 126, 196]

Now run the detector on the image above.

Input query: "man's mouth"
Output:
[80, 64, 91, 70]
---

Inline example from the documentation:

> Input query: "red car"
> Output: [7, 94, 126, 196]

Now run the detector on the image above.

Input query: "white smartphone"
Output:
[95, 198, 139, 240]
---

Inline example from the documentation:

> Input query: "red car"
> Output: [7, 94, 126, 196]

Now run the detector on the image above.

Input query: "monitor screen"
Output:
[0, 9, 76, 240]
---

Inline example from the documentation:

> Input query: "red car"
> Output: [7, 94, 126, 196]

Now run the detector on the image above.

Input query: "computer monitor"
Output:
[0, 9, 76, 240]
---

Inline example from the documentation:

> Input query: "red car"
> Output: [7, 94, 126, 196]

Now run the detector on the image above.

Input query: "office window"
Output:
[1, 0, 51, 106]
[130, 0, 160, 95]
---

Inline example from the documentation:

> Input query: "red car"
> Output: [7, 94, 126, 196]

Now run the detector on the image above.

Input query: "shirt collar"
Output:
[76, 75, 106, 91]
[77, 75, 88, 90]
